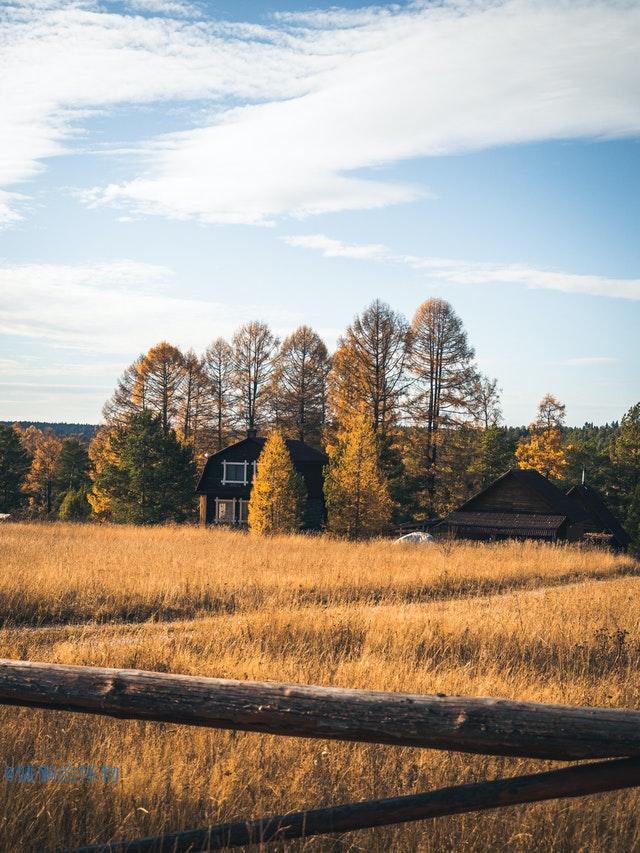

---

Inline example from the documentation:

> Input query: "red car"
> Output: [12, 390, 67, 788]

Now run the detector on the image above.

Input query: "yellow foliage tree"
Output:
[515, 427, 568, 480]
[87, 427, 118, 518]
[324, 408, 392, 539]
[20, 429, 62, 516]
[248, 431, 306, 535]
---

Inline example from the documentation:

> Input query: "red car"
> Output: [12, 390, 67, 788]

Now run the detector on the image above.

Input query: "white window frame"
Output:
[215, 497, 236, 523]
[222, 460, 249, 485]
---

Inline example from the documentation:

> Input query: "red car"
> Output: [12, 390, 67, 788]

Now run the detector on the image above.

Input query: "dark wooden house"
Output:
[439, 468, 587, 543]
[566, 483, 631, 552]
[196, 430, 327, 530]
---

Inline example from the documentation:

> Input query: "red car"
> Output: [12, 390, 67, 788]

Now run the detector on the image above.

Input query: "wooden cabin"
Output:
[439, 468, 587, 543]
[195, 430, 327, 530]
[566, 483, 631, 552]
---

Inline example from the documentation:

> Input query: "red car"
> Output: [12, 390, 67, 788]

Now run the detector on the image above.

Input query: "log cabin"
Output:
[196, 430, 327, 530]
[439, 468, 588, 543]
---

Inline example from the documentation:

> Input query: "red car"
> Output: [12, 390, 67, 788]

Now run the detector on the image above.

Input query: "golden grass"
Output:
[0, 522, 639, 852]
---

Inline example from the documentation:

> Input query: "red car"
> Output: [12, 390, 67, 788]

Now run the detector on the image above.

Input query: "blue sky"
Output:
[0, 0, 639, 426]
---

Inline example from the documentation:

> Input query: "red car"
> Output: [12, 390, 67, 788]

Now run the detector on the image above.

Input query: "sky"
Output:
[0, 0, 639, 427]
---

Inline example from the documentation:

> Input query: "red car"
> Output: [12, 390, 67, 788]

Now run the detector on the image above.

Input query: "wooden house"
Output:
[566, 483, 631, 552]
[196, 430, 327, 530]
[438, 468, 587, 543]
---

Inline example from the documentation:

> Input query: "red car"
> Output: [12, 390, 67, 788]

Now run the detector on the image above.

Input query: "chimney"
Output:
[247, 428, 257, 439]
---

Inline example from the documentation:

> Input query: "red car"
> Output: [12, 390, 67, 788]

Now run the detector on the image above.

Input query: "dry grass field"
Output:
[1, 522, 639, 852]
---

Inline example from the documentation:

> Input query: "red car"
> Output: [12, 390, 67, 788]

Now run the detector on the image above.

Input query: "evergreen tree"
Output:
[248, 431, 305, 535]
[58, 489, 91, 522]
[55, 438, 90, 494]
[476, 426, 517, 485]
[325, 409, 392, 539]
[0, 424, 30, 513]
[92, 411, 196, 524]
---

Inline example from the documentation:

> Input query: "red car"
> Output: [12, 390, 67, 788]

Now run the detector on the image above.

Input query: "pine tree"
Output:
[248, 431, 305, 535]
[0, 424, 30, 513]
[92, 411, 196, 524]
[476, 425, 516, 485]
[325, 409, 392, 539]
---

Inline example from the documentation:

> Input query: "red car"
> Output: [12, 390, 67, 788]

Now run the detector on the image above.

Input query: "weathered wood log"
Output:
[2, 659, 640, 761]
[64, 757, 640, 852]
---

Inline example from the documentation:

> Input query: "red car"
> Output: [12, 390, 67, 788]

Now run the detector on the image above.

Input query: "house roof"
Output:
[195, 434, 327, 493]
[566, 483, 631, 547]
[459, 468, 588, 525]
[444, 511, 567, 538]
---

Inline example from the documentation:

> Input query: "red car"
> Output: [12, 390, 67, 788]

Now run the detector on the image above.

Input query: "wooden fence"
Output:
[1, 659, 639, 852]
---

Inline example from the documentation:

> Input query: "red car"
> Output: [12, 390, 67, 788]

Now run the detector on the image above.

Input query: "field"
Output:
[1, 523, 640, 852]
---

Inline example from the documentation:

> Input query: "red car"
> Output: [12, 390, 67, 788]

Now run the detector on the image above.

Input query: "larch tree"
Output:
[407, 297, 477, 516]
[204, 337, 235, 451]
[0, 424, 30, 513]
[516, 393, 568, 480]
[231, 321, 279, 432]
[137, 342, 186, 435]
[329, 299, 411, 438]
[176, 349, 213, 464]
[471, 374, 503, 429]
[247, 431, 305, 535]
[324, 408, 392, 539]
[87, 427, 118, 519]
[102, 355, 147, 426]
[21, 428, 63, 516]
[272, 325, 330, 446]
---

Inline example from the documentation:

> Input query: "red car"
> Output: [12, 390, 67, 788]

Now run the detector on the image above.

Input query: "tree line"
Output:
[1, 296, 638, 549]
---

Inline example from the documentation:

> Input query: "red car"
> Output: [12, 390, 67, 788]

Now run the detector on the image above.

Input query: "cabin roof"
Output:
[445, 511, 567, 538]
[195, 434, 327, 493]
[566, 483, 631, 547]
[459, 468, 588, 525]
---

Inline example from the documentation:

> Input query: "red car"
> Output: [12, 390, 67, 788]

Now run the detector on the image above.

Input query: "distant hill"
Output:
[2, 421, 99, 443]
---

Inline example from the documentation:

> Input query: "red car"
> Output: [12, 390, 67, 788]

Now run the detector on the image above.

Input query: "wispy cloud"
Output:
[1, 0, 639, 226]
[562, 356, 620, 366]
[282, 233, 640, 301]
[0, 260, 299, 354]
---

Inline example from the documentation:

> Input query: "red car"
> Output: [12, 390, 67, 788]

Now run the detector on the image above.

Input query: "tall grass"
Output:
[0, 523, 639, 851]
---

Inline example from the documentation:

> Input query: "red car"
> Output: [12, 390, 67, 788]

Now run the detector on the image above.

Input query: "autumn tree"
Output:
[231, 321, 279, 432]
[324, 409, 392, 539]
[175, 349, 213, 464]
[535, 393, 566, 431]
[91, 411, 195, 524]
[21, 428, 63, 515]
[272, 325, 330, 446]
[471, 375, 503, 428]
[247, 431, 305, 535]
[87, 427, 118, 519]
[137, 342, 186, 435]
[329, 299, 411, 437]
[0, 424, 30, 513]
[407, 298, 478, 516]
[515, 394, 568, 480]
[102, 355, 147, 426]
[204, 337, 234, 450]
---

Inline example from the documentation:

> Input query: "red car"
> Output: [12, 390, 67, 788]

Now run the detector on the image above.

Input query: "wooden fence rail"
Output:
[0, 659, 639, 851]
[2, 659, 640, 760]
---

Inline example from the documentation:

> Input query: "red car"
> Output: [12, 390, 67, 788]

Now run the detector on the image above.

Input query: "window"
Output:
[216, 499, 235, 522]
[222, 460, 248, 485]
[238, 500, 249, 523]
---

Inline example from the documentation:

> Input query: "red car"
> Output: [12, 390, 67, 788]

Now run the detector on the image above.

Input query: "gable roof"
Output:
[195, 434, 327, 493]
[460, 468, 588, 525]
[566, 483, 631, 547]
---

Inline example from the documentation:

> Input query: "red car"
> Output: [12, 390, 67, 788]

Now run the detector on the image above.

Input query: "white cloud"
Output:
[562, 356, 620, 366]
[120, 0, 201, 17]
[282, 232, 640, 300]
[0, 259, 299, 353]
[1, 1, 639, 226]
